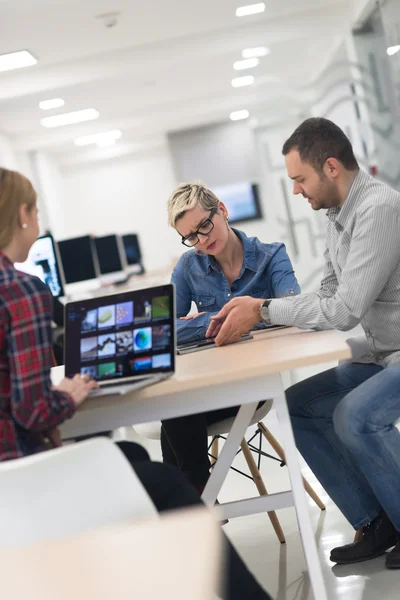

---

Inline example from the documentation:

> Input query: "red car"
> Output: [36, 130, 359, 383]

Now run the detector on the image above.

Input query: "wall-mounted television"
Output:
[213, 182, 262, 225]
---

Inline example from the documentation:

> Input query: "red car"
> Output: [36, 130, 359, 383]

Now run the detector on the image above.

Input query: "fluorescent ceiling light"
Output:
[0, 50, 37, 73]
[242, 46, 270, 59]
[41, 108, 99, 128]
[387, 45, 400, 56]
[236, 3, 265, 17]
[74, 130, 122, 147]
[234, 57, 259, 70]
[96, 139, 117, 148]
[230, 110, 250, 121]
[232, 75, 255, 88]
[39, 98, 65, 110]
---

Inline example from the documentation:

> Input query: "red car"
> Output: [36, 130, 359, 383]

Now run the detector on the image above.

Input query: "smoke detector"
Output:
[95, 11, 121, 28]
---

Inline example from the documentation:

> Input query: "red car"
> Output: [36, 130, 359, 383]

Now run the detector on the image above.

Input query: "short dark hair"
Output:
[282, 117, 359, 172]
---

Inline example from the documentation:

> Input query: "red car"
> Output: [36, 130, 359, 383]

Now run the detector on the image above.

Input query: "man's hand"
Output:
[179, 312, 206, 321]
[206, 296, 264, 345]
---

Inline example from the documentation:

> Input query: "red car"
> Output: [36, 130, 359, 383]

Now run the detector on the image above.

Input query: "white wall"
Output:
[0, 133, 17, 170]
[61, 146, 180, 272]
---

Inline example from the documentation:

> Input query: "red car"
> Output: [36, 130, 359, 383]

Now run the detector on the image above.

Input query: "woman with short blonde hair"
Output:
[163, 181, 300, 490]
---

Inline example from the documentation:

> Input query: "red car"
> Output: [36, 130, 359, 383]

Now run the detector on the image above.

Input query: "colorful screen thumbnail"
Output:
[134, 327, 152, 352]
[98, 305, 116, 329]
[152, 296, 170, 320]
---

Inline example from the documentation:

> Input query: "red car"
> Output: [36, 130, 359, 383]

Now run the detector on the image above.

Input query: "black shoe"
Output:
[386, 539, 400, 569]
[330, 511, 398, 565]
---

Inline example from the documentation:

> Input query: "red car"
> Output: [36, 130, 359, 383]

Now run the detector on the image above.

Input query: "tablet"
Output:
[177, 332, 253, 355]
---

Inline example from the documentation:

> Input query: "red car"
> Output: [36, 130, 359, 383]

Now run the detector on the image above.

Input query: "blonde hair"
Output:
[0, 168, 37, 249]
[167, 182, 219, 228]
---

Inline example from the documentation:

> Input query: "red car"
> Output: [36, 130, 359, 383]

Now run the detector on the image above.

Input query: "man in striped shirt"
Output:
[207, 118, 400, 568]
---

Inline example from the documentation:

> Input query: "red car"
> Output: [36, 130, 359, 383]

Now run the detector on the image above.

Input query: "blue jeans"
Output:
[286, 362, 400, 531]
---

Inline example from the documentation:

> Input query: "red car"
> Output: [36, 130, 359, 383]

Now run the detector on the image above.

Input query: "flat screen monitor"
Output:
[94, 235, 126, 284]
[122, 234, 143, 274]
[122, 234, 142, 265]
[15, 234, 64, 297]
[58, 235, 99, 285]
[213, 182, 262, 224]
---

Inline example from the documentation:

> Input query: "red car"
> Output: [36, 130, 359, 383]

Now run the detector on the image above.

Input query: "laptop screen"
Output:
[65, 284, 175, 382]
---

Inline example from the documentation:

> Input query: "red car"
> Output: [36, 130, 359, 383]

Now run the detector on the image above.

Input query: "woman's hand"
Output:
[42, 427, 62, 449]
[55, 374, 98, 408]
[179, 312, 206, 321]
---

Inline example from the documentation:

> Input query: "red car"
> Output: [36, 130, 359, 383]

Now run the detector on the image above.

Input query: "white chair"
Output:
[0, 438, 158, 549]
[134, 401, 325, 544]
[0, 508, 221, 600]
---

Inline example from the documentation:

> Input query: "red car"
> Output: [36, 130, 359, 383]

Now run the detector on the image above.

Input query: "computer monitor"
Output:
[15, 234, 64, 297]
[58, 235, 100, 287]
[213, 182, 262, 224]
[94, 234, 126, 284]
[122, 234, 144, 274]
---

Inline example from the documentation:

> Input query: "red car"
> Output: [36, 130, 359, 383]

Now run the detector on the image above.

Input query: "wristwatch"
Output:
[259, 299, 272, 325]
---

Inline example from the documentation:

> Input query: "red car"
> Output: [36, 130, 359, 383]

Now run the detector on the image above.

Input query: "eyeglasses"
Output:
[181, 209, 217, 247]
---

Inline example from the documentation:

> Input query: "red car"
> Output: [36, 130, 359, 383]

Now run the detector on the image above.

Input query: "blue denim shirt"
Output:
[172, 228, 300, 343]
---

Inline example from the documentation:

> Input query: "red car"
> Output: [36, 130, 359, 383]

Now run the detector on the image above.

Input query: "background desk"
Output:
[54, 327, 351, 600]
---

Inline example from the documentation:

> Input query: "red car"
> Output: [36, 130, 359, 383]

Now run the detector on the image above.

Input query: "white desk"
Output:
[54, 327, 351, 600]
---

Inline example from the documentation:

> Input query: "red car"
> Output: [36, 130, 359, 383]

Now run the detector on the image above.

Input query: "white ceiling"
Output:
[0, 0, 373, 168]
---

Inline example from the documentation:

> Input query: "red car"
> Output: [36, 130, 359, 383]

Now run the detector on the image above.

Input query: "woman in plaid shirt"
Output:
[0, 168, 97, 459]
[0, 168, 272, 600]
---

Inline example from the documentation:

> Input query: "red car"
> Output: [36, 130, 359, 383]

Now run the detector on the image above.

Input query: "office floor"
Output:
[120, 355, 398, 600]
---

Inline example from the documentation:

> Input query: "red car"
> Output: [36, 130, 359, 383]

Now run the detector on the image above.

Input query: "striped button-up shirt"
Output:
[269, 169, 400, 366]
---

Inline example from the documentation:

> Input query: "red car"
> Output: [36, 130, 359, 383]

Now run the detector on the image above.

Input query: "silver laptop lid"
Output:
[65, 284, 176, 383]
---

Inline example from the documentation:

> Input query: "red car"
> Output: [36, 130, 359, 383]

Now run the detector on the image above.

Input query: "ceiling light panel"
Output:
[0, 50, 37, 73]
[234, 58, 260, 70]
[74, 130, 122, 146]
[39, 98, 65, 110]
[242, 47, 270, 58]
[231, 75, 255, 87]
[40, 109, 99, 128]
[230, 110, 250, 121]
[236, 3, 265, 17]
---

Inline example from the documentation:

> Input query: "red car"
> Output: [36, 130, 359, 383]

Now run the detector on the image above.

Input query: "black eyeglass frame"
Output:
[180, 208, 218, 247]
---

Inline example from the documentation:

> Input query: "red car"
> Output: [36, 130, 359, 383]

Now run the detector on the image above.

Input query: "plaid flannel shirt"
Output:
[0, 251, 75, 460]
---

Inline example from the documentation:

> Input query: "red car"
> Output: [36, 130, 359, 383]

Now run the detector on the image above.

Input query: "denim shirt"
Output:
[172, 228, 300, 343]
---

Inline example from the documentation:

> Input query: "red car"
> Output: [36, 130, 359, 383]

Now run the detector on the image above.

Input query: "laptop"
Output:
[64, 284, 175, 396]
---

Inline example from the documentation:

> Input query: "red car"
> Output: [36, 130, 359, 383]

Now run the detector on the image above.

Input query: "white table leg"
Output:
[273, 374, 328, 600]
[201, 401, 258, 505]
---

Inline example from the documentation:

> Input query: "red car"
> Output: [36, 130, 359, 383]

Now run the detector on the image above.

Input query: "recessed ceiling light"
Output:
[236, 3, 265, 17]
[234, 58, 260, 71]
[74, 130, 122, 147]
[231, 75, 255, 88]
[230, 110, 250, 121]
[39, 98, 65, 110]
[40, 109, 99, 128]
[0, 50, 37, 73]
[387, 45, 400, 56]
[242, 47, 270, 59]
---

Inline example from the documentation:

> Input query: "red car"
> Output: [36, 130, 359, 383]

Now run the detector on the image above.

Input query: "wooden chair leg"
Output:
[354, 529, 363, 543]
[258, 422, 326, 511]
[240, 439, 286, 543]
[210, 437, 219, 467]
